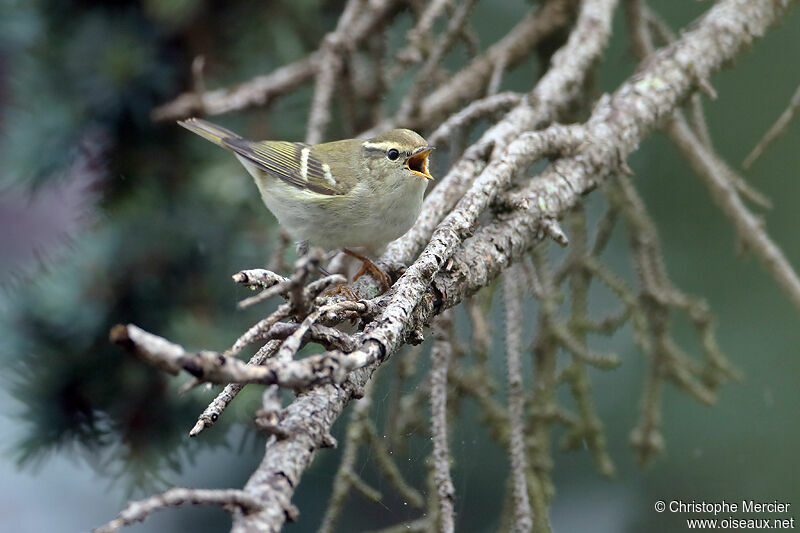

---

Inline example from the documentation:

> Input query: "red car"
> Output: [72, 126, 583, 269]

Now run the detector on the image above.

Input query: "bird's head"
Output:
[361, 129, 435, 183]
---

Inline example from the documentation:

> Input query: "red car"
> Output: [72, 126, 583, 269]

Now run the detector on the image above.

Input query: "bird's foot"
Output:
[344, 248, 392, 293]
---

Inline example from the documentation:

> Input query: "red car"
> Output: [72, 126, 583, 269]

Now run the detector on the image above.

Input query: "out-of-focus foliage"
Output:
[0, 0, 332, 488]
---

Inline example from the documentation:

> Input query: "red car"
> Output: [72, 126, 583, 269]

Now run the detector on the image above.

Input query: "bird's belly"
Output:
[255, 177, 424, 253]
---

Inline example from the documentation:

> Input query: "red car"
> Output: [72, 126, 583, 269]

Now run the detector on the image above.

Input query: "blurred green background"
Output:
[0, 1, 798, 532]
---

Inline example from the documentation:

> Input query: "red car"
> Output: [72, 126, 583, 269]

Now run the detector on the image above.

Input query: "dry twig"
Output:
[429, 311, 456, 533]
[503, 265, 533, 532]
[743, 84, 800, 169]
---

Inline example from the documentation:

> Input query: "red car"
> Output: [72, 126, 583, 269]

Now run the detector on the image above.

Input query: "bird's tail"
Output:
[177, 118, 242, 148]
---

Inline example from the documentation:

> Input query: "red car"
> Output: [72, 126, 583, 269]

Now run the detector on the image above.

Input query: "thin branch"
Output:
[230, 367, 374, 533]
[743, 84, 800, 169]
[151, 57, 316, 121]
[503, 265, 533, 532]
[487, 53, 509, 96]
[362, 420, 426, 510]
[110, 323, 362, 389]
[429, 311, 456, 533]
[395, 0, 451, 67]
[608, 174, 735, 463]
[561, 208, 615, 476]
[428, 92, 523, 147]
[625, 0, 772, 210]
[152, 0, 400, 122]
[667, 114, 800, 315]
[318, 380, 376, 533]
[190, 340, 281, 437]
[305, 0, 366, 144]
[395, 0, 480, 125]
[268, 228, 293, 274]
[525, 249, 560, 529]
[94, 488, 263, 533]
[419, 0, 578, 121]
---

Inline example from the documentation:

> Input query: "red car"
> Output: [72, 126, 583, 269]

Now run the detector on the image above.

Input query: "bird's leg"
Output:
[320, 251, 359, 300]
[343, 248, 392, 292]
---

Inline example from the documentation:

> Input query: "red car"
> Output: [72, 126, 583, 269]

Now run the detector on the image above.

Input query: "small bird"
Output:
[178, 118, 434, 290]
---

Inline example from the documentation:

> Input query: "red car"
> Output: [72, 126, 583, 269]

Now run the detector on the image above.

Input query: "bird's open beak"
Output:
[405, 146, 435, 180]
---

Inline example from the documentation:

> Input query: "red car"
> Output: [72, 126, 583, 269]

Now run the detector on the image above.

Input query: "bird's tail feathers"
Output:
[177, 118, 242, 149]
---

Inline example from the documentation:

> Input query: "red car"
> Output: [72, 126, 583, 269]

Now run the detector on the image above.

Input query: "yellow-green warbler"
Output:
[179, 118, 435, 289]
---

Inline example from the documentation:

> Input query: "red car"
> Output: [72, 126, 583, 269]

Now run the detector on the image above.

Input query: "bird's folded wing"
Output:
[178, 117, 350, 196]
[224, 138, 347, 196]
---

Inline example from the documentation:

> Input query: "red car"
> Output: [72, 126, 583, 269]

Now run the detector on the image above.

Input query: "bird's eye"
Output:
[387, 148, 400, 161]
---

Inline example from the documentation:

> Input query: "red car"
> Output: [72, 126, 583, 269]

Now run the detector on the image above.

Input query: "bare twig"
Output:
[428, 92, 523, 147]
[152, 0, 399, 122]
[268, 228, 293, 274]
[503, 265, 533, 532]
[625, 0, 771, 210]
[419, 0, 578, 122]
[559, 208, 616, 476]
[94, 488, 263, 533]
[305, 0, 365, 144]
[111, 324, 358, 388]
[609, 175, 737, 463]
[395, 0, 479, 126]
[743, 84, 800, 169]
[362, 420, 426, 509]
[395, 0, 451, 67]
[666, 114, 800, 315]
[318, 380, 376, 533]
[152, 57, 316, 121]
[429, 311, 456, 533]
[190, 339, 281, 437]
[230, 367, 375, 533]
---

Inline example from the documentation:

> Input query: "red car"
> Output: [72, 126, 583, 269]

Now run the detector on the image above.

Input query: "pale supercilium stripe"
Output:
[362, 141, 398, 152]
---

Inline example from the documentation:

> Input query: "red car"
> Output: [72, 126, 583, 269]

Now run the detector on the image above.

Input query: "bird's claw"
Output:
[353, 261, 392, 292]
[343, 248, 392, 293]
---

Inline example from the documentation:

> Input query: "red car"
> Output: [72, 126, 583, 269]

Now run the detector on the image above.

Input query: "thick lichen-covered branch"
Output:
[385, 0, 617, 264]
[434, 0, 795, 314]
